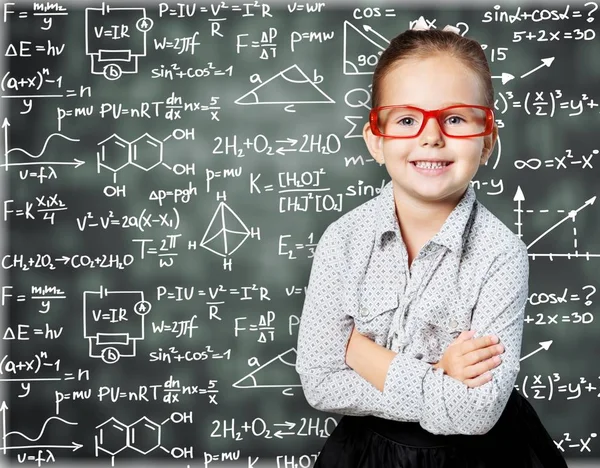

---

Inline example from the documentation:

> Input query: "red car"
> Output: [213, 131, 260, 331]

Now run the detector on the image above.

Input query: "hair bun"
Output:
[410, 15, 461, 35]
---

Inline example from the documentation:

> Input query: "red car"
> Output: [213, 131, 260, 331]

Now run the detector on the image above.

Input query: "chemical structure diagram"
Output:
[95, 412, 193, 465]
[96, 130, 195, 184]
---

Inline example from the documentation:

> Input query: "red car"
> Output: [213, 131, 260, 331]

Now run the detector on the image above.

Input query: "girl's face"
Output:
[363, 54, 498, 207]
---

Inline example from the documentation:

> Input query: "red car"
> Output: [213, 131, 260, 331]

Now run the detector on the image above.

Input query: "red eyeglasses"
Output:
[369, 105, 495, 139]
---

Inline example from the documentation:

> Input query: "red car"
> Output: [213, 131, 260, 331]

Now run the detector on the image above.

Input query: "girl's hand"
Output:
[432, 330, 505, 388]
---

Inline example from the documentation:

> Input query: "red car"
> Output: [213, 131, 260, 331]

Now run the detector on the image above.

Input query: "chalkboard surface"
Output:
[2, 1, 599, 466]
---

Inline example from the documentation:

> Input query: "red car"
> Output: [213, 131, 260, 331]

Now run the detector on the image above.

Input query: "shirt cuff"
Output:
[420, 365, 470, 434]
[381, 352, 433, 421]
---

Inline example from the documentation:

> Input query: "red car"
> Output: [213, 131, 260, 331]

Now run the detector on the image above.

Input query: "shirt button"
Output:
[448, 318, 458, 329]
[360, 307, 368, 317]
[415, 353, 423, 360]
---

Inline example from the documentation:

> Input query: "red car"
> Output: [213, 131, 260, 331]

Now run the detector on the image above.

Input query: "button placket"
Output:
[388, 293, 407, 351]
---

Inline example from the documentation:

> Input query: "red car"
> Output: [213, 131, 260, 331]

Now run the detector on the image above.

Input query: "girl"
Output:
[295, 17, 568, 468]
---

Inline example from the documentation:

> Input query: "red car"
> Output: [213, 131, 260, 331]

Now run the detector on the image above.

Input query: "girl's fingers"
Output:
[463, 355, 501, 378]
[459, 335, 498, 356]
[453, 329, 476, 344]
[462, 343, 504, 367]
[464, 371, 493, 388]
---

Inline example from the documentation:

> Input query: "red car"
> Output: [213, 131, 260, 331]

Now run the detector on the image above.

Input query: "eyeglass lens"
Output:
[376, 106, 488, 137]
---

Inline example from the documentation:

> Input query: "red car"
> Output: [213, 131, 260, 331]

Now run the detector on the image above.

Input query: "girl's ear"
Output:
[480, 122, 499, 165]
[363, 122, 385, 165]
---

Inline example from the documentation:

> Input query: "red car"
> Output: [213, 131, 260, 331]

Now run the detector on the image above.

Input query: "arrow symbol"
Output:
[491, 73, 515, 85]
[520, 340, 552, 362]
[1, 401, 6, 455]
[362, 25, 390, 45]
[2, 118, 9, 173]
[0, 442, 82, 451]
[0, 159, 85, 168]
[521, 57, 555, 79]
[514, 186, 525, 239]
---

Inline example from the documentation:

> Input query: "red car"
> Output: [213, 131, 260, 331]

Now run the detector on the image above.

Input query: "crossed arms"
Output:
[295, 224, 529, 435]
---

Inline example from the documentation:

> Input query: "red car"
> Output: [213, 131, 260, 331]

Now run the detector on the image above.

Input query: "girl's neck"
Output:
[391, 184, 464, 235]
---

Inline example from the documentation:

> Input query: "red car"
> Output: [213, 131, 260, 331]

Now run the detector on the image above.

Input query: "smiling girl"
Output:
[296, 17, 569, 468]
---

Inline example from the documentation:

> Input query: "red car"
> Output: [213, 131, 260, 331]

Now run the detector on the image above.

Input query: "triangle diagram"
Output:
[235, 65, 335, 105]
[232, 348, 301, 388]
[343, 21, 386, 75]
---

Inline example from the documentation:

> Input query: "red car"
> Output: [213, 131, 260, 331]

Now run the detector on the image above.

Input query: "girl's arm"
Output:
[345, 325, 396, 392]
[418, 244, 529, 435]
[346, 242, 529, 435]
[297, 220, 528, 435]
[346, 326, 494, 390]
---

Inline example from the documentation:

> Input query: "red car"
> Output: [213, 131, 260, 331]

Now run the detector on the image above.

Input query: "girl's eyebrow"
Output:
[399, 101, 470, 108]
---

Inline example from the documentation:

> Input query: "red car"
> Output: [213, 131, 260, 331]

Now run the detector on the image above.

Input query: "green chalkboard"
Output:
[3, 1, 599, 466]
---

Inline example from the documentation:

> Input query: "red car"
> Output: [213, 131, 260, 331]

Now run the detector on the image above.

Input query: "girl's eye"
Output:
[446, 115, 466, 125]
[398, 117, 417, 126]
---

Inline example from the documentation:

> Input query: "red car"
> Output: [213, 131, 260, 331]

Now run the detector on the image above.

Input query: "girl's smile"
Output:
[410, 160, 454, 176]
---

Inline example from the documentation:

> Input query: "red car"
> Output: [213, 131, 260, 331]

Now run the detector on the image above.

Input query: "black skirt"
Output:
[314, 389, 568, 468]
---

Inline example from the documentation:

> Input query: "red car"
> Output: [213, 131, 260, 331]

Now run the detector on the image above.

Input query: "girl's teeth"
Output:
[414, 161, 449, 169]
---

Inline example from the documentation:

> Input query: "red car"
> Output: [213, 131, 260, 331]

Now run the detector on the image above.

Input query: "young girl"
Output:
[295, 17, 569, 468]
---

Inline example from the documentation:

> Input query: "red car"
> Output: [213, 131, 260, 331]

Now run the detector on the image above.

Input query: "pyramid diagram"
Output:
[200, 202, 250, 257]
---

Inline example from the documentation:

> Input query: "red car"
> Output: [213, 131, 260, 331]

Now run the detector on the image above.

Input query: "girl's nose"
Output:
[419, 117, 445, 146]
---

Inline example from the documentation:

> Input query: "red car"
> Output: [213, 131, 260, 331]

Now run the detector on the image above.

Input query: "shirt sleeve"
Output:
[415, 241, 530, 435]
[295, 221, 434, 421]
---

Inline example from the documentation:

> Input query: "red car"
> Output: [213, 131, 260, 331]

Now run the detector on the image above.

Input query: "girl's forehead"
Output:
[384, 55, 475, 83]
[378, 56, 485, 106]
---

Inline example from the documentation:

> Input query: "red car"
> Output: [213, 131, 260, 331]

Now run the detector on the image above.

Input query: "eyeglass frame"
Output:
[369, 104, 495, 139]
